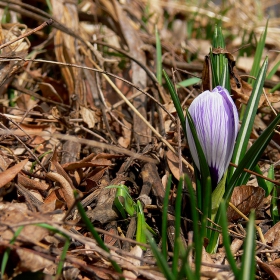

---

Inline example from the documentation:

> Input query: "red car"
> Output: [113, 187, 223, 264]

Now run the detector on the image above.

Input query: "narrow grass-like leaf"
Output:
[239, 211, 256, 280]
[220, 200, 239, 277]
[211, 171, 227, 220]
[162, 175, 172, 260]
[220, 58, 230, 91]
[211, 26, 227, 87]
[178, 246, 195, 279]
[163, 69, 186, 137]
[136, 200, 146, 249]
[229, 112, 280, 199]
[209, 50, 219, 88]
[266, 165, 275, 195]
[248, 20, 268, 85]
[254, 165, 269, 196]
[271, 185, 279, 224]
[208, 112, 280, 253]
[176, 77, 201, 88]
[74, 191, 123, 278]
[146, 231, 175, 280]
[204, 176, 212, 238]
[195, 167, 202, 212]
[266, 166, 279, 224]
[270, 82, 280, 93]
[34, 223, 73, 279]
[228, 57, 268, 180]
[172, 177, 183, 277]
[267, 60, 280, 80]
[186, 111, 212, 227]
[155, 26, 162, 85]
[1, 226, 23, 278]
[186, 175, 201, 279]
[55, 237, 70, 280]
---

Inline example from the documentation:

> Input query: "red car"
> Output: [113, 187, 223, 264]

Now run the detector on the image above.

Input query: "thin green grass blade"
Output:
[208, 112, 280, 253]
[204, 176, 212, 238]
[238, 211, 256, 280]
[136, 200, 147, 249]
[209, 50, 218, 88]
[211, 171, 227, 220]
[55, 237, 70, 280]
[270, 82, 280, 93]
[176, 77, 201, 88]
[271, 184, 279, 224]
[266, 166, 279, 224]
[248, 20, 268, 85]
[186, 175, 201, 279]
[155, 26, 162, 85]
[266, 166, 275, 196]
[172, 177, 183, 277]
[254, 165, 269, 196]
[186, 110, 212, 231]
[162, 175, 172, 260]
[163, 69, 186, 137]
[146, 231, 175, 280]
[1, 226, 24, 278]
[267, 60, 280, 80]
[195, 167, 202, 212]
[228, 57, 268, 180]
[220, 58, 230, 91]
[178, 246, 195, 279]
[74, 191, 123, 278]
[220, 200, 239, 277]
[229, 112, 280, 198]
[211, 26, 227, 88]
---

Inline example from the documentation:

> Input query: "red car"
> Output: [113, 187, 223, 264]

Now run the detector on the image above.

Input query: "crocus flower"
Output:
[186, 86, 239, 185]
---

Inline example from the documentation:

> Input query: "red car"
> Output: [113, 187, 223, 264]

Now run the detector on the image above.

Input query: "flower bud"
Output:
[186, 86, 239, 185]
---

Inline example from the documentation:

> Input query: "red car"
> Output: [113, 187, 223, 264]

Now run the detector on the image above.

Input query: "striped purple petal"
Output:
[186, 86, 239, 185]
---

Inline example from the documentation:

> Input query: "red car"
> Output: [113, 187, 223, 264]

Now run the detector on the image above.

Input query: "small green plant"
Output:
[162, 25, 280, 278]
[107, 184, 156, 246]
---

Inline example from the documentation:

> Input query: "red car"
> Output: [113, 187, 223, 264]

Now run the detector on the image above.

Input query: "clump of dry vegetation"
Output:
[0, 0, 280, 279]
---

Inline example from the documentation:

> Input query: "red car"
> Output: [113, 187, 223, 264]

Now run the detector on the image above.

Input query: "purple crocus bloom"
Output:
[186, 86, 239, 185]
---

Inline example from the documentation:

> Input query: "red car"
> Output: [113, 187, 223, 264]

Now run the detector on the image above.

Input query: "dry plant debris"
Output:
[0, 0, 280, 279]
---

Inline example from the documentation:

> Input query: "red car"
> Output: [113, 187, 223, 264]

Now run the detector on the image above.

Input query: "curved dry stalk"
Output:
[46, 172, 75, 209]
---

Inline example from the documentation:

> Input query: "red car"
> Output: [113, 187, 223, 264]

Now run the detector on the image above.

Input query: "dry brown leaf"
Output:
[0, 159, 28, 188]
[264, 222, 280, 260]
[62, 159, 112, 171]
[166, 150, 191, 180]
[80, 106, 96, 129]
[0, 203, 49, 243]
[17, 248, 53, 272]
[258, 260, 280, 280]
[39, 82, 64, 103]
[264, 222, 280, 244]
[118, 117, 132, 148]
[227, 185, 265, 221]
[18, 173, 49, 191]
